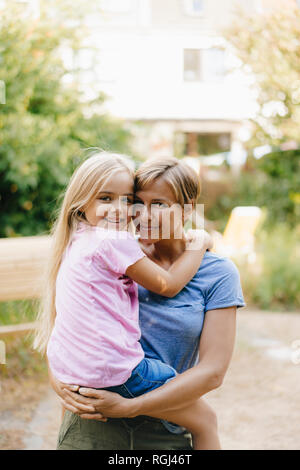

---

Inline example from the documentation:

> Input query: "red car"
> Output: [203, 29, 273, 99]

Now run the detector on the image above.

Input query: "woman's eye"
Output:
[152, 202, 168, 208]
[134, 199, 144, 206]
[98, 196, 111, 201]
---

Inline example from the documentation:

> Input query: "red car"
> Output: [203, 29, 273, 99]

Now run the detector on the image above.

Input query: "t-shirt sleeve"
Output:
[96, 232, 146, 275]
[204, 258, 246, 313]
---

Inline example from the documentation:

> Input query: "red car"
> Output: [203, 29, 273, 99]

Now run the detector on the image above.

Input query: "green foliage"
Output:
[0, 299, 37, 325]
[257, 149, 300, 226]
[224, 6, 300, 147]
[212, 7, 300, 233]
[0, 300, 46, 379]
[1, 335, 47, 380]
[0, 2, 133, 237]
[236, 224, 300, 310]
[203, 167, 266, 231]
[204, 148, 300, 230]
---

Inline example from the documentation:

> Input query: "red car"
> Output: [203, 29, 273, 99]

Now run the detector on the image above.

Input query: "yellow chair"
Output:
[212, 206, 262, 259]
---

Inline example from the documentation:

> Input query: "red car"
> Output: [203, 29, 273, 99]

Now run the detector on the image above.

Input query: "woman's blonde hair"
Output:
[135, 157, 201, 206]
[33, 151, 135, 354]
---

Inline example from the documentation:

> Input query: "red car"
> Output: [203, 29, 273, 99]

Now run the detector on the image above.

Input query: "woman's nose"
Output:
[139, 205, 152, 224]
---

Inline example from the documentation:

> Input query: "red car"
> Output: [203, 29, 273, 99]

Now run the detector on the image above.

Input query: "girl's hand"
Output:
[186, 229, 213, 251]
[61, 387, 136, 421]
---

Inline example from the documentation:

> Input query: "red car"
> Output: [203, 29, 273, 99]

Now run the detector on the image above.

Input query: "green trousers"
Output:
[57, 410, 193, 450]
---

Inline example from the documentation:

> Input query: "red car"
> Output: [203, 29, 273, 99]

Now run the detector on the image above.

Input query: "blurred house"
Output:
[6, 0, 299, 166]
[86, 0, 259, 166]
[81, 0, 298, 166]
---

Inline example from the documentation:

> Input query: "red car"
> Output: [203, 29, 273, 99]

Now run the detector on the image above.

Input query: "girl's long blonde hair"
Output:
[33, 151, 135, 354]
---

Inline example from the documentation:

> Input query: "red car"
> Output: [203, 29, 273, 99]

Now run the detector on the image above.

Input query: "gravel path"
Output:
[206, 309, 300, 450]
[2, 308, 300, 450]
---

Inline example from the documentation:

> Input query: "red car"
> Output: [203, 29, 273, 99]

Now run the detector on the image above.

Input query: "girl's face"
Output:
[134, 177, 185, 243]
[84, 171, 134, 231]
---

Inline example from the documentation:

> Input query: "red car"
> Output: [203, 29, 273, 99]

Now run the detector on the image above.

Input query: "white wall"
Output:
[94, 31, 257, 121]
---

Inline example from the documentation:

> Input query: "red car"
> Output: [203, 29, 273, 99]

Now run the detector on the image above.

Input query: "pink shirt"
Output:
[47, 223, 146, 388]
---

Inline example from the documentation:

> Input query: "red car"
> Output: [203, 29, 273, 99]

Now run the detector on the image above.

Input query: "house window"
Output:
[203, 48, 226, 81]
[184, 49, 202, 81]
[183, 0, 204, 16]
[185, 133, 231, 157]
[100, 0, 134, 13]
[183, 48, 226, 82]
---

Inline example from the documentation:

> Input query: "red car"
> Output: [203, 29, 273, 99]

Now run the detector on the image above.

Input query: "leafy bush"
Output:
[0, 5, 133, 237]
[203, 166, 267, 232]
[224, 6, 300, 147]
[0, 300, 46, 380]
[236, 224, 300, 310]
[1, 335, 47, 380]
[221, 5, 300, 230]
[204, 148, 300, 231]
[0, 300, 37, 325]
[256, 149, 300, 227]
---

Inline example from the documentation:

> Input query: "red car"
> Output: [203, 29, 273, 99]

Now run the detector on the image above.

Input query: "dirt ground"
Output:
[1, 308, 300, 450]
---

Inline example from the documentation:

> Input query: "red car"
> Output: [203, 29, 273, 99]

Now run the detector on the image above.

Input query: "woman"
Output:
[50, 157, 245, 450]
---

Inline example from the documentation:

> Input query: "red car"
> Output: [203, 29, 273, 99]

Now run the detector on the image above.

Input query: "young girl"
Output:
[34, 151, 213, 449]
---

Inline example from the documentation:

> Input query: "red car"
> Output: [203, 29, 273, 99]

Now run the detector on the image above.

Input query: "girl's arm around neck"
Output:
[126, 231, 211, 297]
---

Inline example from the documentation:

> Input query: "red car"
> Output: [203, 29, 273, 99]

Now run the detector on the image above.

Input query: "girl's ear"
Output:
[78, 210, 86, 220]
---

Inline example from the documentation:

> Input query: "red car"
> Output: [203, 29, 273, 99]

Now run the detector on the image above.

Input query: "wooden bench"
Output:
[0, 321, 38, 338]
[0, 235, 51, 336]
[0, 235, 51, 302]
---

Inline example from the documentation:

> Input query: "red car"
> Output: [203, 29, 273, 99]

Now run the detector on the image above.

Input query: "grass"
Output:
[0, 299, 47, 381]
[0, 299, 38, 326]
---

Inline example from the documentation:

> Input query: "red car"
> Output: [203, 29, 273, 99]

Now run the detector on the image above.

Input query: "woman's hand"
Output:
[186, 229, 213, 251]
[48, 367, 108, 421]
[62, 387, 136, 421]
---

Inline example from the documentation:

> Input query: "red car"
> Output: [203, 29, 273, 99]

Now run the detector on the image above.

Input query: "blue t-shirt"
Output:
[138, 251, 245, 433]
[139, 251, 245, 373]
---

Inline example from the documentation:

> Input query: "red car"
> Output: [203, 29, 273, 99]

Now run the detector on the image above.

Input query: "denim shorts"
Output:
[102, 358, 185, 435]
[103, 357, 177, 398]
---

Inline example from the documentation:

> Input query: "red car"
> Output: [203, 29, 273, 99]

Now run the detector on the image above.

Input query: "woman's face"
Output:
[134, 176, 185, 243]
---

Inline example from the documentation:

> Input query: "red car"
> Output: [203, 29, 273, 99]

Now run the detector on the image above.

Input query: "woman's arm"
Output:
[126, 230, 212, 297]
[61, 306, 236, 420]
[126, 305, 237, 416]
